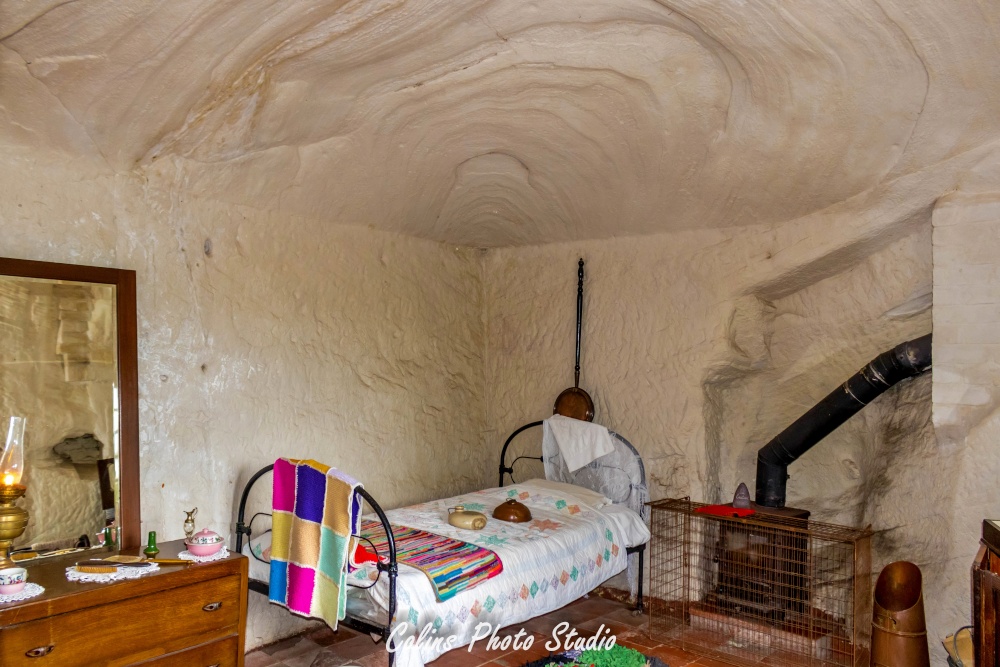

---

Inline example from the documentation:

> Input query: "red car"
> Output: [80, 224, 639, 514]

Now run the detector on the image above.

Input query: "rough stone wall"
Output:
[4, 131, 999, 659]
[0, 153, 487, 648]
[483, 156, 986, 659]
[485, 226, 931, 506]
[932, 164, 1000, 650]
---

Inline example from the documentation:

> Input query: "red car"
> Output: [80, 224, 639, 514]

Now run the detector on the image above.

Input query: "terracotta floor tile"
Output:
[307, 626, 362, 647]
[245, 651, 284, 667]
[430, 647, 482, 667]
[760, 650, 814, 667]
[520, 614, 563, 635]
[692, 658, 746, 667]
[603, 606, 650, 628]
[621, 632, 661, 650]
[644, 643, 703, 666]
[313, 635, 384, 664]
[351, 653, 391, 667]
[245, 597, 655, 667]
[576, 617, 637, 639]
[259, 635, 316, 657]
[282, 652, 337, 667]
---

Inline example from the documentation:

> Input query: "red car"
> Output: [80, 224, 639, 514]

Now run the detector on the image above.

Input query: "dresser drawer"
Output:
[0, 574, 241, 667]
[132, 635, 239, 667]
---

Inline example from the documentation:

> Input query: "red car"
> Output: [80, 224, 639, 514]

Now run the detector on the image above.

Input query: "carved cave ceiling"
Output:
[2, 0, 999, 247]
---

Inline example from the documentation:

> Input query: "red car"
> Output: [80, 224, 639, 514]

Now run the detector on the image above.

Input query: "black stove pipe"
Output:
[755, 333, 932, 508]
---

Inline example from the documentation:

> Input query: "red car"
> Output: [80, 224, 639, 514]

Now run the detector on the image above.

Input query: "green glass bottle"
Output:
[143, 530, 159, 558]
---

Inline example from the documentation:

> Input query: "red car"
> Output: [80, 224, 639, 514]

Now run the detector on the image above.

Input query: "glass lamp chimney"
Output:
[0, 417, 25, 486]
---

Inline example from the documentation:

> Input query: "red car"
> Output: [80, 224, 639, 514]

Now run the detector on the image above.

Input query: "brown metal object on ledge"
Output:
[871, 561, 930, 667]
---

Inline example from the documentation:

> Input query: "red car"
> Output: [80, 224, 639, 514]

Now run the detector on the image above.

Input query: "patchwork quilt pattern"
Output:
[268, 458, 362, 628]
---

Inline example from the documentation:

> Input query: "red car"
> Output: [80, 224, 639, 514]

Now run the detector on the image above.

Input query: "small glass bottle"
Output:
[143, 531, 159, 558]
[103, 525, 115, 548]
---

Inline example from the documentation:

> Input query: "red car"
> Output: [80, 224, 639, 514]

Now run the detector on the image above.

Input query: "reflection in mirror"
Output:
[0, 276, 119, 551]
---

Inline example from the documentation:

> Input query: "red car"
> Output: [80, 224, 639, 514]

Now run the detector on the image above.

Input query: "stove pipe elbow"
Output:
[754, 333, 932, 508]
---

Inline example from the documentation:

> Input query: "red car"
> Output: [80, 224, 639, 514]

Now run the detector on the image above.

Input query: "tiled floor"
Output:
[244, 596, 709, 667]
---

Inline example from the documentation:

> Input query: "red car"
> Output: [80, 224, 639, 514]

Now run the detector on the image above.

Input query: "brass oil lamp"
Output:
[0, 417, 27, 569]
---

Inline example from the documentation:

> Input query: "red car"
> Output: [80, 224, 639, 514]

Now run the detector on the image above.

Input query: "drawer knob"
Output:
[26, 645, 55, 658]
[202, 601, 223, 612]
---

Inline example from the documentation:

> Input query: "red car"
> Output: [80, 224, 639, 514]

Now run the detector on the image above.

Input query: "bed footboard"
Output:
[235, 464, 398, 664]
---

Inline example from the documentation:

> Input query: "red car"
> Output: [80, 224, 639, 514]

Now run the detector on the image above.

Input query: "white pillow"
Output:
[244, 531, 272, 562]
[521, 478, 611, 508]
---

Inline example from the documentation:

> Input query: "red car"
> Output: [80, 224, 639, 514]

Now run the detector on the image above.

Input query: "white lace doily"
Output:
[66, 563, 160, 583]
[179, 547, 229, 563]
[0, 582, 44, 603]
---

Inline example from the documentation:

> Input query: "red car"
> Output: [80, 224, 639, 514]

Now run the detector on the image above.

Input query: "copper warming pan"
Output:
[553, 259, 595, 422]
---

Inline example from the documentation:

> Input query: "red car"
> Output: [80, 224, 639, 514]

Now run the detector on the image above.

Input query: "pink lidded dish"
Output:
[184, 528, 225, 557]
[0, 567, 27, 594]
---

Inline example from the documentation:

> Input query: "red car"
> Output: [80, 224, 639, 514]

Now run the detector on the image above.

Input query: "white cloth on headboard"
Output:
[542, 414, 615, 472]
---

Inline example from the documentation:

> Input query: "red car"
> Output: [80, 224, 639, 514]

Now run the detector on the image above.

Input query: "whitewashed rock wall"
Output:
[485, 227, 931, 507]
[932, 178, 1000, 648]
[484, 155, 990, 660]
[0, 152, 487, 648]
[4, 136, 999, 660]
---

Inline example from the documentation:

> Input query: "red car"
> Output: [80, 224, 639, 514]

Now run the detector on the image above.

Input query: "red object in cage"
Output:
[695, 505, 756, 518]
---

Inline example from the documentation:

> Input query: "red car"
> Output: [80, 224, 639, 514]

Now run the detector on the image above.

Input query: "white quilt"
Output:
[245, 480, 649, 667]
[354, 481, 646, 666]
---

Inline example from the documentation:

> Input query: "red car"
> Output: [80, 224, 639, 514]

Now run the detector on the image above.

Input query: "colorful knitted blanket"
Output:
[360, 520, 503, 602]
[269, 458, 362, 629]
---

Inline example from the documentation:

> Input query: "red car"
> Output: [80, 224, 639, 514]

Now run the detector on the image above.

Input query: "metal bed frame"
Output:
[498, 420, 647, 614]
[234, 422, 648, 664]
[234, 464, 399, 652]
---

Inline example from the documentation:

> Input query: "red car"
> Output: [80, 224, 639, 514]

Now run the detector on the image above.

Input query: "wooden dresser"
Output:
[0, 539, 248, 667]
[974, 521, 1000, 667]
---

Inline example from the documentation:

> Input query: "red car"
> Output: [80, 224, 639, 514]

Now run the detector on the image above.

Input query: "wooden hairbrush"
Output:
[74, 560, 155, 573]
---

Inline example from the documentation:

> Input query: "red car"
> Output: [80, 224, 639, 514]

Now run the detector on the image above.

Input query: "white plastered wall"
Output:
[485, 145, 1000, 663]
[931, 150, 1000, 648]
[0, 149, 488, 647]
[5, 135, 1000, 659]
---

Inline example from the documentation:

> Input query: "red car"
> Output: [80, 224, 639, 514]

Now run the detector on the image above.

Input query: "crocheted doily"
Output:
[66, 562, 160, 583]
[179, 547, 229, 563]
[0, 582, 45, 603]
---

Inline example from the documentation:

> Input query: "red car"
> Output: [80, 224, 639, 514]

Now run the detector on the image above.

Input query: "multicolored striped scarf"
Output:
[269, 458, 362, 628]
[360, 520, 503, 601]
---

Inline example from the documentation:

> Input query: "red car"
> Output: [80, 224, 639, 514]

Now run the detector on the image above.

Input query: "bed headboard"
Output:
[498, 421, 649, 522]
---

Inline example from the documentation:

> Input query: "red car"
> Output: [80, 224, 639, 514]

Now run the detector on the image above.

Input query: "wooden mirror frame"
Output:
[0, 257, 140, 549]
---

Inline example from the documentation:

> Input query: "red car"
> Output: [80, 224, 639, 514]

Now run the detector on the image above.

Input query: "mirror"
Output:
[0, 258, 139, 552]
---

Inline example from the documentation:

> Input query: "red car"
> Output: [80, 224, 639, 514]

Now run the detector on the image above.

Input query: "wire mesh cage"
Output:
[648, 498, 872, 667]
